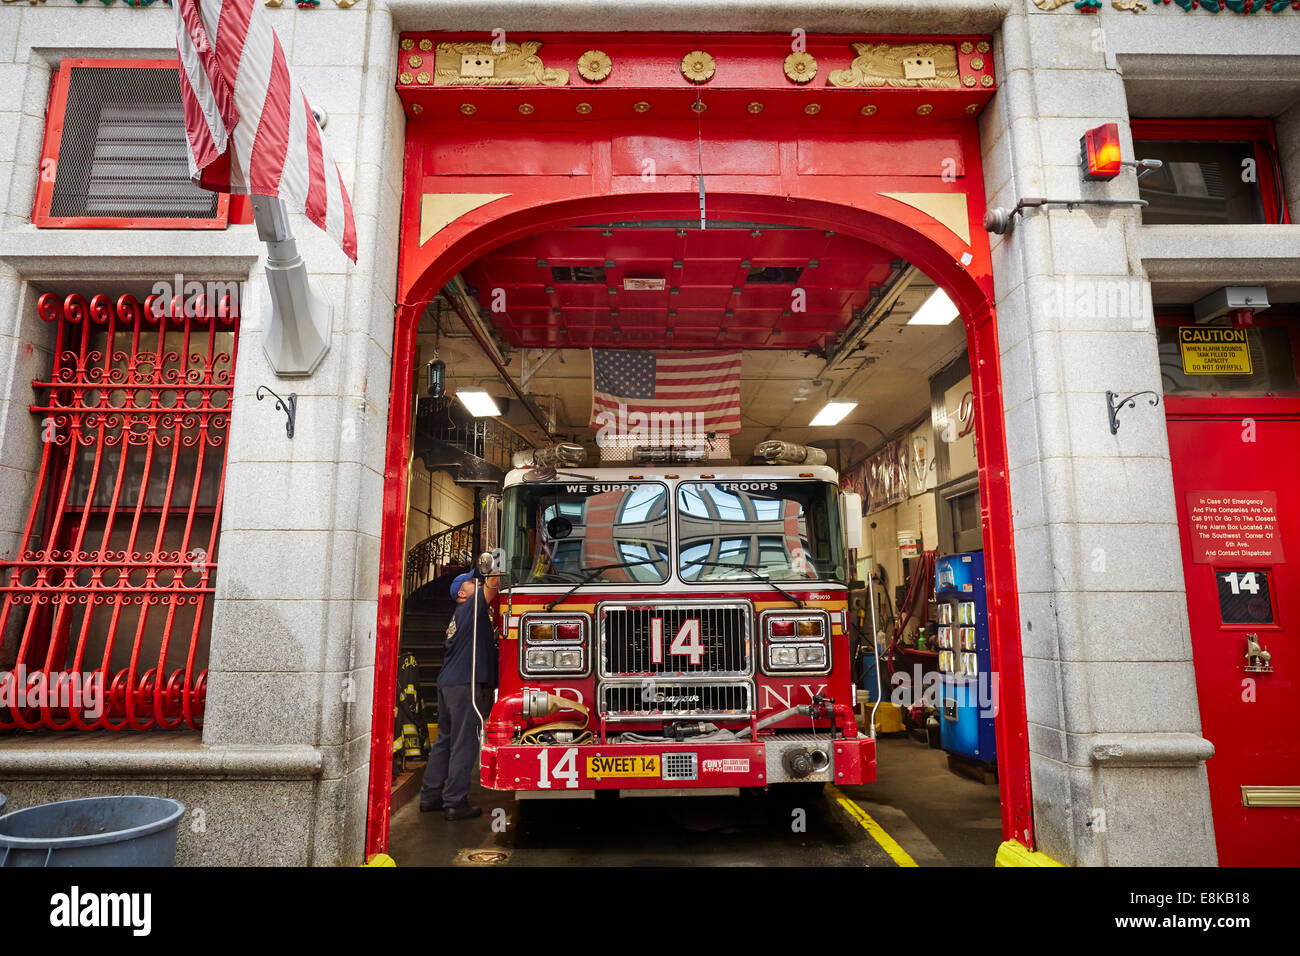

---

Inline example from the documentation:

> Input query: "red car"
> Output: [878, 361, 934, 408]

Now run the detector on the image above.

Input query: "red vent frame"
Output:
[33, 58, 230, 230]
[0, 292, 238, 730]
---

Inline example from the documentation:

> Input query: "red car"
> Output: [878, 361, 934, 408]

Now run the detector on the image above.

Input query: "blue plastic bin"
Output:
[0, 795, 184, 867]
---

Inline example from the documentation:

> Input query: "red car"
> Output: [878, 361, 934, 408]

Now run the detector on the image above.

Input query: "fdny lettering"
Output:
[761, 683, 828, 709]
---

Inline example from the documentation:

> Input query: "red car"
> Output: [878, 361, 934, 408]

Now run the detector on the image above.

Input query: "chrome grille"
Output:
[599, 602, 751, 677]
[600, 680, 752, 722]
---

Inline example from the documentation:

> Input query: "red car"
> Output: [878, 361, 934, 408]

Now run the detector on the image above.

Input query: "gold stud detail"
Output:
[784, 51, 817, 84]
[804, 103, 821, 115]
[411, 103, 424, 115]
[518, 103, 535, 115]
[981, 75, 994, 87]
[399, 71, 413, 85]
[400, 38, 414, 52]
[577, 50, 613, 83]
[690, 99, 708, 113]
[963, 75, 976, 87]
[976, 41, 990, 54]
[965, 103, 980, 115]
[970, 57, 984, 71]
[416, 71, 430, 85]
[576, 102, 593, 114]
[681, 51, 716, 84]
[633, 101, 651, 113]
[460, 103, 476, 115]
[860, 104, 878, 116]
[916, 104, 933, 116]
[408, 54, 422, 69]
[960, 41, 974, 55]
[747, 101, 764, 114]
[419, 39, 432, 52]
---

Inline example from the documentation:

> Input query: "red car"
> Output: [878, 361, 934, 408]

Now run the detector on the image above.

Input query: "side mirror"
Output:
[841, 493, 863, 550]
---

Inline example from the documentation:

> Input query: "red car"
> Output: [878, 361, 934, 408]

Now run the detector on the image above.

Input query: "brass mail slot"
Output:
[1241, 785, 1300, 808]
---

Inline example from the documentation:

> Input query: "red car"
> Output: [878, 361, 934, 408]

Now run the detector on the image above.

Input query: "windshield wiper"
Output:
[545, 558, 668, 611]
[679, 559, 806, 609]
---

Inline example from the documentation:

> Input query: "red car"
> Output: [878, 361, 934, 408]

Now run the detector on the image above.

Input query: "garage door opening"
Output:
[376, 210, 1025, 865]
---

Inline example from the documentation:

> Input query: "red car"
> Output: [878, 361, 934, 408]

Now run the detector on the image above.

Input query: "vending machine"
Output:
[934, 551, 996, 763]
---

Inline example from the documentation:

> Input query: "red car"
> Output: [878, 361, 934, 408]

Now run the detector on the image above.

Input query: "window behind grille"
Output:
[0, 292, 238, 731]
[34, 60, 229, 228]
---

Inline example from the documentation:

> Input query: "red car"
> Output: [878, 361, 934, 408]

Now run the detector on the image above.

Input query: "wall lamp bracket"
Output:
[1106, 390, 1159, 435]
[983, 197, 1149, 235]
[256, 385, 297, 439]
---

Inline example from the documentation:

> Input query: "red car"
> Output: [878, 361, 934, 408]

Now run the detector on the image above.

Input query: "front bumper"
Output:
[481, 734, 876, 792]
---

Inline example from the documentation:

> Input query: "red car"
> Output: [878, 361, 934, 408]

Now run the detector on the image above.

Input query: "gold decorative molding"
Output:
[681, 51, 716, 84]
[1030, 0, 1074, 8]
[879, 192, 971, 245]
[1113, 0, 1147, 11]
[420, 194, 510, 245]
[784, 51, 818, 84]
[577, 50, 613, 83]
[829, 43, 961, 89]
[433, 41, 569, 87]
[1241, 786, 1300, 808]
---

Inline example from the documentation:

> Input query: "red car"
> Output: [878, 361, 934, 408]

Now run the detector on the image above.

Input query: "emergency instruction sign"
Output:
[1186, 491, 1284, 565]
[1178, 326, 1252, 375]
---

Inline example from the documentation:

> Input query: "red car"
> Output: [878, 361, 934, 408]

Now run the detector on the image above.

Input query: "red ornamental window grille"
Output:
[0, 291, 238, 731]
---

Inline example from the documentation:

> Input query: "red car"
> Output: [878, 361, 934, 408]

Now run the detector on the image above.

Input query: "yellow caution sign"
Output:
[1178, 326, 1252, 376]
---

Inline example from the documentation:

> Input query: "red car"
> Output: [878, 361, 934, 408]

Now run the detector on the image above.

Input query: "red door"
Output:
[1164, 315, 1300, 866]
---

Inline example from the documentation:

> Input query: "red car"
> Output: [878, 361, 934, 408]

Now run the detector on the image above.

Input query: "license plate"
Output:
[587, 755, 660, 778]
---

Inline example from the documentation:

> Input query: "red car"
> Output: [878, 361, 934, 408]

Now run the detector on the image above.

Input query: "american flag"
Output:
[589, 349, 742, 435]
[173, 0, 357, 261]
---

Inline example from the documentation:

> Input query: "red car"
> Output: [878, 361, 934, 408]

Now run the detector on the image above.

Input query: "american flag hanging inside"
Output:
[173, 0, 357, 261]
[589, 350, 743, 436]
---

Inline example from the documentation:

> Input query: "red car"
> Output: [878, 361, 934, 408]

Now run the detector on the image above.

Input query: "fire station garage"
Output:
[1, 0, 1298, 881]
[386, 224, 1008, 867]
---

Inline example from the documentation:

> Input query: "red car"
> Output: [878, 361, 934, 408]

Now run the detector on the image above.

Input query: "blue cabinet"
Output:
[935, 551, 997, 763]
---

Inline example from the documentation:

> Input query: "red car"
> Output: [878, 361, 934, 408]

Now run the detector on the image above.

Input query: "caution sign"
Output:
[1178, 327, 1252, 375]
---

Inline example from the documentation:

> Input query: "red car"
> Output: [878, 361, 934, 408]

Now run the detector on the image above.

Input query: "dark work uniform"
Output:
[420, 579, 498, 809]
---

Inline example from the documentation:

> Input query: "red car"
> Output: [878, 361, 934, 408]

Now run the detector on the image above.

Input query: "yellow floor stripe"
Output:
[827, 785, 918, 868]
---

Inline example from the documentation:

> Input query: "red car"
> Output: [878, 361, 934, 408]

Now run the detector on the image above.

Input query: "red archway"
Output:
[367, 32, 1032, 856]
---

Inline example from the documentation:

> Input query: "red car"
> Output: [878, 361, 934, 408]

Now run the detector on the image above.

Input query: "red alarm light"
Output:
[1081, 123, 1123, 181]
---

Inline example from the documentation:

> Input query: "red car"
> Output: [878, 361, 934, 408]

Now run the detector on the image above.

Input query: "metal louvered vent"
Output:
[48, 64, 219, 222]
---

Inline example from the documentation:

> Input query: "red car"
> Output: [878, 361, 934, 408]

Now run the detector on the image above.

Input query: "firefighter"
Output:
[419, 568, 499, 820]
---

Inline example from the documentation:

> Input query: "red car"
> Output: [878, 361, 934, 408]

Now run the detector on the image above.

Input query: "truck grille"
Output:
[600, 680, 753, 722]
[599, 602, 751, 677]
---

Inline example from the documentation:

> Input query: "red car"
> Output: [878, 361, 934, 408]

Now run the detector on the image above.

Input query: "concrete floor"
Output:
[387, 734, 1003, 867]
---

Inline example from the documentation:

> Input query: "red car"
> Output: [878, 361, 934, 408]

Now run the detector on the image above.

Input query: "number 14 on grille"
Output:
[650, 617, 705, 666]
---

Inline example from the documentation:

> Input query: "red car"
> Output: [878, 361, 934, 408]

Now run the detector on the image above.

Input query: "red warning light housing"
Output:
[1081, 123, 1123, 181]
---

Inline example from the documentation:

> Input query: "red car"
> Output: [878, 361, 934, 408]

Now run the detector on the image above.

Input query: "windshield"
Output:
[676, 480, 845, 583]
[501, 481, 671, 586]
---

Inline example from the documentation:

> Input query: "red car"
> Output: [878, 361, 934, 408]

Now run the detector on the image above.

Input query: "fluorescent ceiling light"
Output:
[456, 388, 501, 417]
[907, 287, 960, 326]
[810, 401, 858, 427]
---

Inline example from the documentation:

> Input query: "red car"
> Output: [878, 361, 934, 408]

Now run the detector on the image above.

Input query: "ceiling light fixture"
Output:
[810, 400, 858, 426]
[456, 388, 502, 417]
[907, 287, 960, 326]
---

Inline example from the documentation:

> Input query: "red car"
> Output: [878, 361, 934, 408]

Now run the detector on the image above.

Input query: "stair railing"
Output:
[404, 519, 475, 597]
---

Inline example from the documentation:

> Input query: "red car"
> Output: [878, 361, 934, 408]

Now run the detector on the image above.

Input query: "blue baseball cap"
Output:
[449, 571, 475, 598]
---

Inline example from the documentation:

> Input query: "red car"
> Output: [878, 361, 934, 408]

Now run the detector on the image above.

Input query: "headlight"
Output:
[798, 645, 826, 666]
[770, 646, 798, 666]
[520, 615, 588, 675]
[554, 649, 583, 669]
[526, 649, 555, 668]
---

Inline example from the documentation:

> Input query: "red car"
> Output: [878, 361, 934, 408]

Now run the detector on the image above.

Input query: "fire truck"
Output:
[478, 440, 876, 796]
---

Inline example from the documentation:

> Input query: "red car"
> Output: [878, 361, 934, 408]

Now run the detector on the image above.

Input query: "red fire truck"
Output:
[479, 445, 876, 796]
